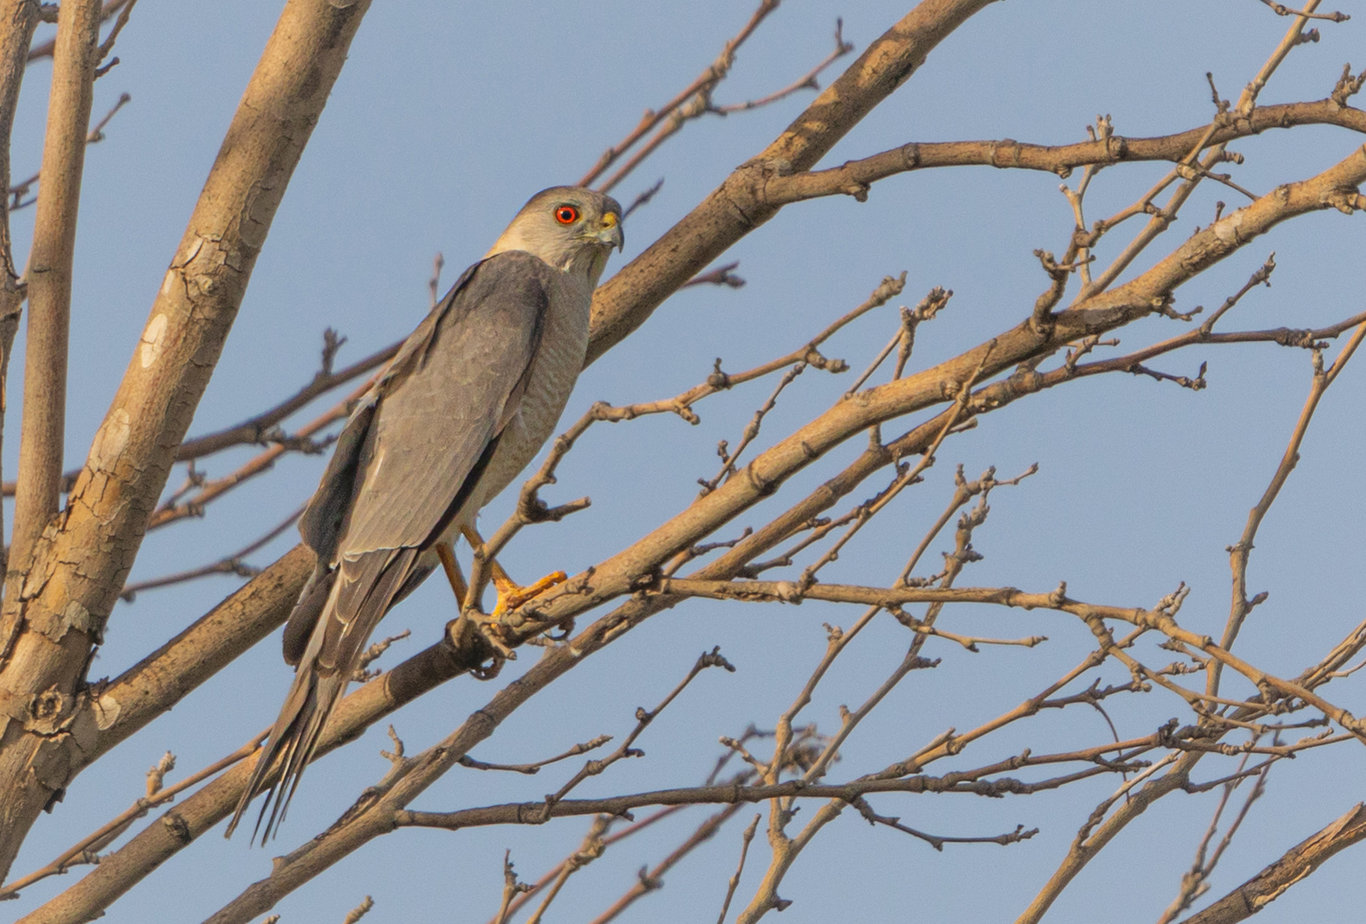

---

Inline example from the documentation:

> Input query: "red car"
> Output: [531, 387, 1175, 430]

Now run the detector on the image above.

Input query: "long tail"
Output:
[224, 660, 345, 844]
[226, 547, 418, 844]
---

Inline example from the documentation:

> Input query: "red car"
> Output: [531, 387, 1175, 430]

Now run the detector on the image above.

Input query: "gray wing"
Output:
[228, 251, 557, 843]
[300, 250, 557, 562]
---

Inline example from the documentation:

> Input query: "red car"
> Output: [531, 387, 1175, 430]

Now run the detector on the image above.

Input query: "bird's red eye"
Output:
[554, 205, 579, 224]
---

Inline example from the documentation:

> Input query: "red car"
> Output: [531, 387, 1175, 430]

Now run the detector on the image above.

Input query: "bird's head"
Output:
[487, 186, 624, 287]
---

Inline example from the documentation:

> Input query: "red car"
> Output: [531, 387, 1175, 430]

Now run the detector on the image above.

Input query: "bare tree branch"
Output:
[119, 505, 304, 600]
[1180, 803, 1366, 924]
[0, 0, 374, 879]
[10, 0, 101, 580]
[760, 100, 1366, 209]
[0, 0, 40, 584]
[579, 0, 785, 190]
[585, 0, 1002, 365]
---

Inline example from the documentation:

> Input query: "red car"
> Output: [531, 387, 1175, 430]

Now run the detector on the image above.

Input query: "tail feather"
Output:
[226, 547, 419, 844]
[225, 667, 347, 844]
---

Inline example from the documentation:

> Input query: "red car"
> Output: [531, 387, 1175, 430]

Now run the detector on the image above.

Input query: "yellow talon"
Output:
[442, 524, 567, 616]
[491, 567, 567, 616]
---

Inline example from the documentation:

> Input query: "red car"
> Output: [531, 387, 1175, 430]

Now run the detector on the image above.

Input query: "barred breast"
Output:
[458, 268, 592, 520]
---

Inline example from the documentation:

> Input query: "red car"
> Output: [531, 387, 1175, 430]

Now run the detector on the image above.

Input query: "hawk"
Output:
[227, 186, 623, 842]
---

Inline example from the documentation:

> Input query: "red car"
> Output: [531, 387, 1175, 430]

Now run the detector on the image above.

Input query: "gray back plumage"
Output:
[302, 252, 555, 559]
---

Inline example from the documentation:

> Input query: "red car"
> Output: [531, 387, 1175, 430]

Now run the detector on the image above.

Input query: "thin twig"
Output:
[120, 504, 304, 600]
[0, 734, 263, 899]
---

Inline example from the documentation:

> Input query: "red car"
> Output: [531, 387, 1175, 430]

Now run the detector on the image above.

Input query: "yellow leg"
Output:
[458, 524, 567, 616]
[435, 542, 468, 605]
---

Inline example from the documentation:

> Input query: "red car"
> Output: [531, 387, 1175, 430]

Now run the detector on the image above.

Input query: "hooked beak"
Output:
[594, 212, 624, 252]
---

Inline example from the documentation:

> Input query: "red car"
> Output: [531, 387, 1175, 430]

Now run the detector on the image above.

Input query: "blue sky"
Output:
[5, 2, 1366, 921]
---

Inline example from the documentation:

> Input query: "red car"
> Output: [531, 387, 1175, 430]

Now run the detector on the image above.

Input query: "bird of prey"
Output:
[226, 186, 623, 842]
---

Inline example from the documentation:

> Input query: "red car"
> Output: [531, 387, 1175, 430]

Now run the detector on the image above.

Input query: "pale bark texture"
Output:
[0, 0, 372, 880]
[0, 0, 40, 577]
[9, 0, 99, 574]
